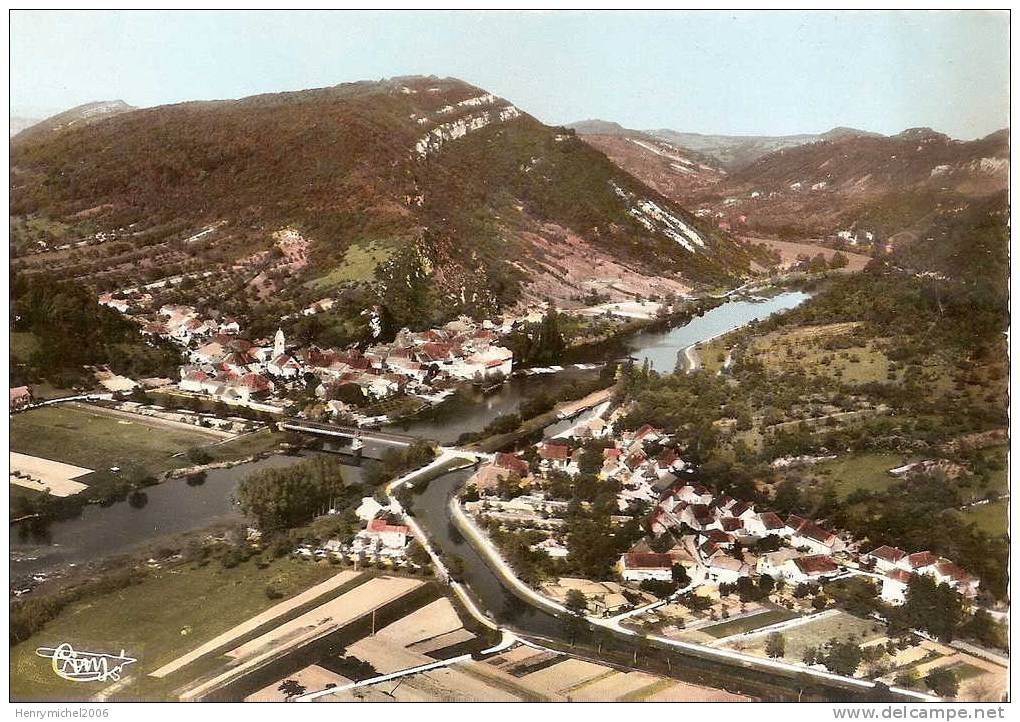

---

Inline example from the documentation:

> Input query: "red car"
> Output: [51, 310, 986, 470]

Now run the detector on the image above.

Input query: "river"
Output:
[10, 291, 809, 584]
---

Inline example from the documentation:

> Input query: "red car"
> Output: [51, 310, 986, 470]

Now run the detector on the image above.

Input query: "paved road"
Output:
[434, 460, 939, 702]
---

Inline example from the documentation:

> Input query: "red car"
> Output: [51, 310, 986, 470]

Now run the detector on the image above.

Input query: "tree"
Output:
[821, 638, 863, 676]
[894, 669, 920, 689]
[830, 251, 849, 270]
[278, 679, 306, 699]
[924, 667, 959, 698]
[235, 455, 346, 531]
[766, 632, 786, 659]
[407, 540, 431, 568]
[187, 447, 213, 465]
[565, 589, 588, 616]
[671, 563, 690, 588]
[893, 574, 963, 643]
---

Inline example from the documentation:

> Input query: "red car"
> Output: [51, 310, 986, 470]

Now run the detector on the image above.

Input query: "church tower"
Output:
[273, 328, 285, 358]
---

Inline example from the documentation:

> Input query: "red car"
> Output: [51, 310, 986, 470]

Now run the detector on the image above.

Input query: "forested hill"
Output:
[10, 272, 181, 387]
[11, 76, 763, 330]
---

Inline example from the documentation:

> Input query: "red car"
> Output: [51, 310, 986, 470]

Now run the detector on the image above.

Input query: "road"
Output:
[394, 450, 939, 702]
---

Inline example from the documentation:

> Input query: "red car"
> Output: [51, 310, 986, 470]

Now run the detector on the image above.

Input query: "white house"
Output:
[757, 549, 803, 579]
[743, 511, 790, 538]
[619, 552, 674, 582]
[787, 516, 846, 555]
[268, 354, 302, 379]
[681, 503, 721, 532]
[532, 537, 569, 559]
[863, 545, 907, 572]
[780, 554, 841, 584]
[706, 555, 753, 584]
[363, 518, 410, 549]
[881, 569, 913, 605]
[674, 483, 714, 506]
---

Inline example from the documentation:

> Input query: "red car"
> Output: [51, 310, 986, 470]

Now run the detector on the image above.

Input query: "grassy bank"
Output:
[10, 555, 342, 701]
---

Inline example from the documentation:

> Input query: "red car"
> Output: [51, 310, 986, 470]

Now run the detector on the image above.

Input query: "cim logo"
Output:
[36, 643, 137, 683]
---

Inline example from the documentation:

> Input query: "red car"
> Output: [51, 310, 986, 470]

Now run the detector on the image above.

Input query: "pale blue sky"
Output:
[10, 10, 1010, 139]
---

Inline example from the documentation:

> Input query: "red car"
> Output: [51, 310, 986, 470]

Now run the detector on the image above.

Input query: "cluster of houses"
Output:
[863, 546, 979, 604]
[299, 496, 413, 564]
[98, 292, 515, 421]
[462, 420, 698, 568]
[462, 406, 981, 609]
[628, 484, 848, 587]
[632, 479, 978, 602]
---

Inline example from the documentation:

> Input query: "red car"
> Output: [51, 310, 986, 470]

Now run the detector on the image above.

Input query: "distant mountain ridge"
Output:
[569, 118, 882, 170]
[568, 117, 1007, 246]
[12, 100, 136, 142]
[10, 77, 760, 335]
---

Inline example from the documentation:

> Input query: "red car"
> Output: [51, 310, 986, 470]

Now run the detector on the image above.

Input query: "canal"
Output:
[10, 291, 809, 584]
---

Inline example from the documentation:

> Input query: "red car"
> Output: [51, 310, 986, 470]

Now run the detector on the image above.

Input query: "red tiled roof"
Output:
[793, 555, 839, 575]
[690, 504, 716, 524]
[722, 518, 744, 532]
[935, 560, 973, 583]
[786, 514, 809, 531]
[368, 518, 409, 535]
[758, 511, 786, 530]
[886, 569, 914, 584]
[539, 443, 571, 461]
[240, 373, 272, 391]
[906, 551, 939, 569]
[729, 501, 753, 518]
[634, 424, 660, 440]
[623, 552, 674, 570]
[705, 529, 735, 543]
[495, 452, 529, 475]
[417, 342, 453, 362]
[867, 545, 907, 563]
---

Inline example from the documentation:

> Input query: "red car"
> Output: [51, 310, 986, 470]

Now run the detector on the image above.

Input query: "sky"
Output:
[10, 10, 1010, 139]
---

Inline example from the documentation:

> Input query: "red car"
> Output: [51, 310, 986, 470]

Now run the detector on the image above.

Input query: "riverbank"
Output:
[444, 477, 935, 703]
[469, 384, 616, 454]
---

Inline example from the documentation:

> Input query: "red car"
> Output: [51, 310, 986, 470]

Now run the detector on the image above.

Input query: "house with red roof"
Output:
[782, 554, 841, 583]
[900, 550, 940, 572]
[706, 554, 754, 584]
[787, 516, 845, 555]
[863, 545, 907, 572]
[881, 568, 915, 605]
[538, 442, 572, 471]
[682, 503, 721, 532]
[744, 511, 789, 538]
[619, 551, 674, 582]
[495, 452, 529, 476]
[9, 386, 32, 412]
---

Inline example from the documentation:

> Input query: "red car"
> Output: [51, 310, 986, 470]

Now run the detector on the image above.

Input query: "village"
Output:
[95, 291, 515, 426]
[447, 401, 997, 690]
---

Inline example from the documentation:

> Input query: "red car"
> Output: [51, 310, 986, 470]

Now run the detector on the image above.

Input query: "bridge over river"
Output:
[278, 419, 419, 447]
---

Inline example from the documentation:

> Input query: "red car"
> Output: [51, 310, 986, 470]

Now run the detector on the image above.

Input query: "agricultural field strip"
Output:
[9, 451, 92, 496]
[180, 576, 423, 701]
[150, 570, 362, 678]
[227, 576, 422, 660]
